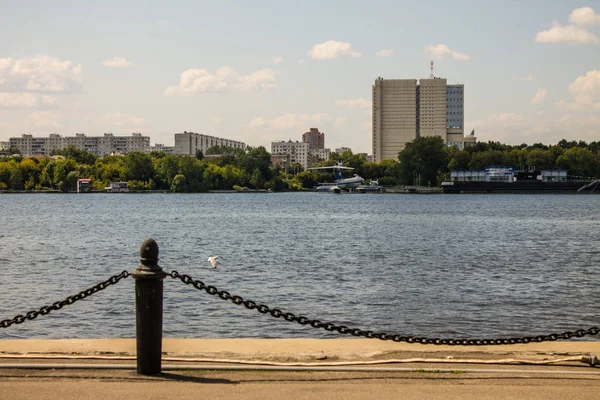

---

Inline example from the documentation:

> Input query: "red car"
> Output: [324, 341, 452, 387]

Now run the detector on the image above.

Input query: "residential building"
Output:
[8, 133, 150, 156]
[302, 128, 325, 150]
[311, 148, 330, 162]
[372, 77, 471, 162]
[335, 147, 352, 154]
[0, 141, 9, 151]
[174, 131, 246, 156]
[147, 143, 175, 154]
[271, 140, 310, 171]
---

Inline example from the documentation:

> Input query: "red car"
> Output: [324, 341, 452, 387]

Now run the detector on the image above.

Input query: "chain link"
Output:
[168, 270, 600, 345]
[0, 271, 131, 329]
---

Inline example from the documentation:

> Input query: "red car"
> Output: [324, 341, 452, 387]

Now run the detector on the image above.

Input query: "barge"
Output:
[442, 166, 599, 194]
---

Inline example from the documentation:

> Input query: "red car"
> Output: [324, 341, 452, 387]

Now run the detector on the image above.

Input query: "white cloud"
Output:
[0, 93, 58, 108]
[102, 112, 145, 127]
[530, 88, 548, 105]
[248, 113, 332, 130]
[568, 70, 600, 106]
[568, 7, 600, 27]
[307, 40, 362, 60]
[424, 44, 469, 61]
[333, 117, 346, 128]
[535, 22, 600, 45]
[335, 98, 371, 109]
[209, 116, 223, 124]
[594, 103, 600, 111]
[27, 111, 63, 129]
[248, 117, 267, 129]
[360, 121, 371, 130]
[0, 56, 82, 92]
[237, 68, 277, 91]
[297, 59, 305, 65]
[165, 67, 277, 95]
[515, 73, 535, 81]
[103, 57, 135, 68]
[272, 56, 283, 64]
[376, 49, 394, 57]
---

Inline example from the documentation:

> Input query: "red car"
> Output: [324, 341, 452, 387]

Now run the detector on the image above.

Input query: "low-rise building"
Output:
[147, 143, 175, 154]
[174, 131, 246, 156]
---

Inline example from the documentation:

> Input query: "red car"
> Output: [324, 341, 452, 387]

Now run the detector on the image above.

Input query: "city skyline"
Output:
[1, 1, 599, 154]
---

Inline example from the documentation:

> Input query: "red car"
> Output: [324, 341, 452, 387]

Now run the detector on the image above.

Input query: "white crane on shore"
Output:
[207, 255, 219, 268]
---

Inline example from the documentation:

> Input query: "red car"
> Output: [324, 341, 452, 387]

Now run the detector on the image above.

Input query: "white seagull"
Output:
[207, 255, 219, 268]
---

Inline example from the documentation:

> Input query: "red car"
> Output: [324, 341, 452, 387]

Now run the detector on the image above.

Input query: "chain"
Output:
[0, 271, 131, 329]
[168, 270, 600, 345]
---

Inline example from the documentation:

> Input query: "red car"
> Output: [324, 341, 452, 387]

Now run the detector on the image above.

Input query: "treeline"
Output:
[0, 145, 395, 192]
[1, 138, 598, 191]
[398, 137, 600, 186]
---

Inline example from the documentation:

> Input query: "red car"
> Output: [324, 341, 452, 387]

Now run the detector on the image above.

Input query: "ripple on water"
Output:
[0, 193, 599, 340]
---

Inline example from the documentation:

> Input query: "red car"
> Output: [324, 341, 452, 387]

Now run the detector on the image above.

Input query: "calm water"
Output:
[1, 193, 599, 340]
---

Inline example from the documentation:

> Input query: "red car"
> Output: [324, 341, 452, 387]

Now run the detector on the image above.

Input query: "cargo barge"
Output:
[442, 166, 599, 194]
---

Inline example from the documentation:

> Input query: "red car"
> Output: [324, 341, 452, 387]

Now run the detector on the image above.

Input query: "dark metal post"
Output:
[132, 238, 165, 375]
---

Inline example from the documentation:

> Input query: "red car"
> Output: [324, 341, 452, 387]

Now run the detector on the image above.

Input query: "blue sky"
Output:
[1, 0, 599, 153]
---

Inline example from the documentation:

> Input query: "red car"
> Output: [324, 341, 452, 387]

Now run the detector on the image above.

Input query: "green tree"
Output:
[398, 136, 447, 186]
[526, 149, 554, 170]
[53, 146, 97, 165]
[124, 152, 155, 182]
[447, 150, 471, 170]
[249, 168, 265, 189]
[170, 174, 188, 192]
[556, 148, 599, 177]
[10, 167, 24, 190]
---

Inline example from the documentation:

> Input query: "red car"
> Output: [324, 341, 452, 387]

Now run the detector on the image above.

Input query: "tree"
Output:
[53, 146, 97, 165]
[124, 152, 155, 182]
[447, 150, 471, 170]
[526, 149, 554, 170]
[249, 168, 265, 189]
[556, 148, 599, 177]
[170, 174, 188, 192]
[398, 136, 447, 186]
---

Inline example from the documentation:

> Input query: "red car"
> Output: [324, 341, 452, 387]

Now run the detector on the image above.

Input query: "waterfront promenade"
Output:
[1, 339, 599, 399]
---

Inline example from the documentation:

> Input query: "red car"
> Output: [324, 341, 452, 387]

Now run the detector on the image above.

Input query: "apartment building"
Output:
[271, 140, 310, 171]
[174, 131, 246, 156]
[8, 133, 150, 156]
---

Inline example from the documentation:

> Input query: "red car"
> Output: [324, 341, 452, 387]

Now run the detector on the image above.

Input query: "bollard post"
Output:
[132, 238, 166, 375]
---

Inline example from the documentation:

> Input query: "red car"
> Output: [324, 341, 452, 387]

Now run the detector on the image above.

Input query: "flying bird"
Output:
[207, 255, 219, 268]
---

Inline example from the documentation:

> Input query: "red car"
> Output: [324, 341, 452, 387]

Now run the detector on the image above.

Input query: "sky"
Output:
[0, 0, 599, 153]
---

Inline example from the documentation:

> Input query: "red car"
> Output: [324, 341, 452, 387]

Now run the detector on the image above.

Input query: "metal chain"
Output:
[168, 270, 600, 346]
[0, 271, 131, 329]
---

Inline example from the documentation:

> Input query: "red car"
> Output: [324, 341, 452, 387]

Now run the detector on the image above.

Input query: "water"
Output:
[1, 193, 599, 340]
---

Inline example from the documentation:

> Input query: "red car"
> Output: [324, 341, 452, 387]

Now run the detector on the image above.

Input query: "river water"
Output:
[1, 193, 599, 340]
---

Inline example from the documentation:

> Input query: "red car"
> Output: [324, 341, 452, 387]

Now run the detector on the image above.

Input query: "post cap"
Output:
[134, 238, 164, 278]
[140, 238, 159, 265]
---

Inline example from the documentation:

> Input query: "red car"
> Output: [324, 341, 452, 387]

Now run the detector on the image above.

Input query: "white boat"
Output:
[105, 182, 129, 193]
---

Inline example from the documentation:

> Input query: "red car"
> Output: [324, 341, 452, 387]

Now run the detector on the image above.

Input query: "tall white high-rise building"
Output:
[372, 77, 467, 162]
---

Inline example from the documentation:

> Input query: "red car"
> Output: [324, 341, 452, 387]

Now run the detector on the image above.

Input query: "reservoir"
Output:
[1, 193, 599, 341]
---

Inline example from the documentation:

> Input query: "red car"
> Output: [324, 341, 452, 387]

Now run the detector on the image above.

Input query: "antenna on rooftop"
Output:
[429, 61, 434, 79]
